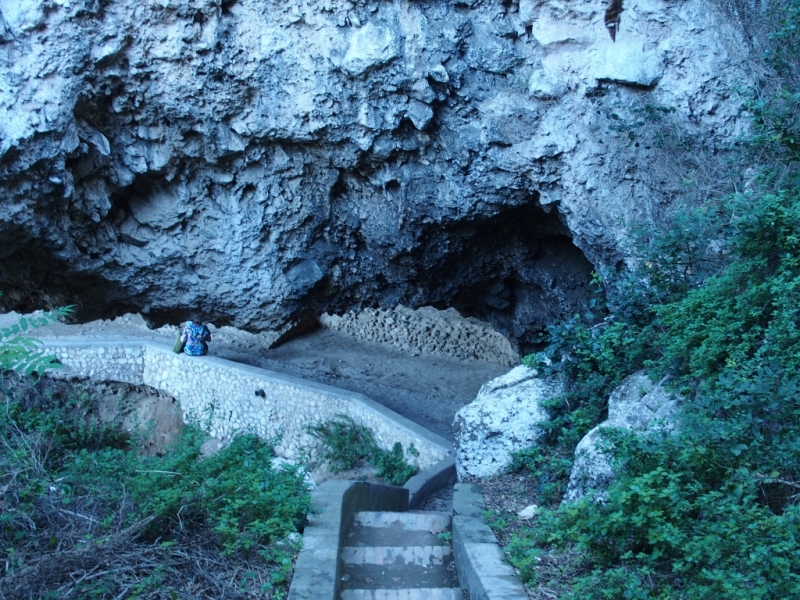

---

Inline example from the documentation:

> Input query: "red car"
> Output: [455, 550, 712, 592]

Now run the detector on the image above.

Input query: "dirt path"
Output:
[9, 313, 510, 440]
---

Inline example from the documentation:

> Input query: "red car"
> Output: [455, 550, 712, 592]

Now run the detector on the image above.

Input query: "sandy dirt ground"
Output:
[6, 312, 510, 441]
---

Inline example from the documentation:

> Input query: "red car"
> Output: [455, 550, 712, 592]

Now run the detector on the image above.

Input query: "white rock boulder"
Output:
[454, 366, 564, 479]
[562, 372, 678, 504]
[591, 39, 665, 87]
[528, 67, 568, 100]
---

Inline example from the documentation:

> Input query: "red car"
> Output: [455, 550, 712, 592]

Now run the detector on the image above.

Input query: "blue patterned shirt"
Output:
[182, 322, 211, 356]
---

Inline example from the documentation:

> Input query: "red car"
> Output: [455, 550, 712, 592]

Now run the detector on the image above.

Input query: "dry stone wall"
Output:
[319, 305, 519, 366]
[44, 339, 450, 469]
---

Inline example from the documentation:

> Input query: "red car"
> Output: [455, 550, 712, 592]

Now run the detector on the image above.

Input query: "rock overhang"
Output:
[0, 0, 753, 345]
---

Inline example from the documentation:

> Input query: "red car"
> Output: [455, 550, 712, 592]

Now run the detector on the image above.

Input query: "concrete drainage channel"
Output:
[288, 458, 529, 600]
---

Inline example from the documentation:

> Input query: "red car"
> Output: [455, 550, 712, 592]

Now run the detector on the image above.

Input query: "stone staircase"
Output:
[339, 510, 463, 600]
[287, 476, 527, 600]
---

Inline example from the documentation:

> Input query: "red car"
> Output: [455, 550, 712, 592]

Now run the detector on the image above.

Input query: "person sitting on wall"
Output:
[181, 319, 212, 356]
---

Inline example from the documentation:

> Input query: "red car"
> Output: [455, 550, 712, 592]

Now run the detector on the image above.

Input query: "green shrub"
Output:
[506, 6, 800, 594]
[522, 273, 653, 455]
[373, 442, 418, 486]
[509, 188, 800, 597]
[0, 375, 311, 598]
[655, 190, 800, 379]
[306, 415, 377, 471]
[509, 444, 573, 506]
[520, 427, 800, 599]
[306, 415, 418, 486]
[0, 304, 72, 376]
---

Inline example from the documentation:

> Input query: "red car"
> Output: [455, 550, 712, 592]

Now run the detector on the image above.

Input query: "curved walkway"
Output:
[43, 337, 452, 469]
[11, 312, 509, 441]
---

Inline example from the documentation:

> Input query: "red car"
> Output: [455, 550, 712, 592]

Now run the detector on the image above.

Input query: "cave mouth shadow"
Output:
[0, 245, 136, 322]
[411, 202, 596, 356]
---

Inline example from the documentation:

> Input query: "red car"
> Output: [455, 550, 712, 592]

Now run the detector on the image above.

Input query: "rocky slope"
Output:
[0, 0, 753, 350]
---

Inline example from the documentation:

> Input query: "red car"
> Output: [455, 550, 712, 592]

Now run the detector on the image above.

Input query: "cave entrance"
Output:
[412, 201, 595, 356]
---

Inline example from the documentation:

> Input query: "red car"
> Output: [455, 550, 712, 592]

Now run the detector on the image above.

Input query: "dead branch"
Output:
[754, 473, 800, 490]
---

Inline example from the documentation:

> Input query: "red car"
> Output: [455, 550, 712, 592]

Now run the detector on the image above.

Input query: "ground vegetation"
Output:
[307, 415, 418, 486]
[0, 359, 311, 599]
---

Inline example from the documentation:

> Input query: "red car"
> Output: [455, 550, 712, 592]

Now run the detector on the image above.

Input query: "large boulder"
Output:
[454, 366, 563, 479]
[562, 372, 678, 504]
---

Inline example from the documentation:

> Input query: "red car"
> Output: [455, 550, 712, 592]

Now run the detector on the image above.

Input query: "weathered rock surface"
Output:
[562, 371, 678, 504]
[0, 0, 753, 349]
[453, 365, 563, 479]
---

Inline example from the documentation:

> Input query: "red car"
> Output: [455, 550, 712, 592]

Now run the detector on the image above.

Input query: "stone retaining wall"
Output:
[43, 339, 451, 469]
[452, 483, 529, 600]
[319, 305, 518, 367]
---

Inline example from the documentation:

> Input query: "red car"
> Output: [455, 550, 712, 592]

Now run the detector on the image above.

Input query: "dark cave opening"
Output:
[0, 235, 137, 321]
[315, 179, 597, 356]
[410, 201, 595, 355]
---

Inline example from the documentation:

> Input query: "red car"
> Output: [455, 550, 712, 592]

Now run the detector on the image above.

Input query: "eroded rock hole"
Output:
[320, 200, 595, 361]
[5, 374, 185, 457]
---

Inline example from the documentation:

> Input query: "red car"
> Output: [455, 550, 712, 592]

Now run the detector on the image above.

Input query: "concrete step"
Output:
[340, 560, 459, 590]
[342, 545, 452, 566]
[352, 511, 452, 532]
[339, 510, 460, 599]
[340, 588, 463, 600]
[346, 511, 452, 548]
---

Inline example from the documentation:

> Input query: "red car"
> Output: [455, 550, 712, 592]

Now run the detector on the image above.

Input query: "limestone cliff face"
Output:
[0, 0, 752, 348]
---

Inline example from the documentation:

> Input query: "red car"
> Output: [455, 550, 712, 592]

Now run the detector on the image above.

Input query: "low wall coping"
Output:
[404, 455, 457, 509]
[452, 482, 529, 600]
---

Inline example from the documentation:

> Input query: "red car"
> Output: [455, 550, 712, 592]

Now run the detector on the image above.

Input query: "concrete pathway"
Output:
[1, 311, 508, 441]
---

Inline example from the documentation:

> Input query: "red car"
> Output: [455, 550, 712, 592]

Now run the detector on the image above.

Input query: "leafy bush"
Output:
[526, 311, 649, 448]
[656, 189, 800, 380]
[0, 375, 311, 599]
[307, 415, 418, 486]
[509, 444, 574, 506]
[519, 422, 800, 599]
[373, 441, 419, 486]
[306, 415, 378, 471]
[508, 189, 800, 598]
[0, 305, 72, 375]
